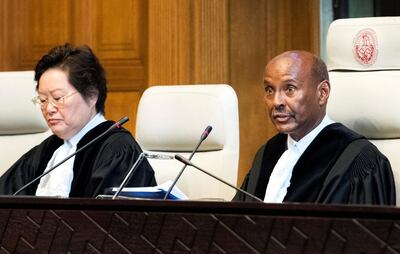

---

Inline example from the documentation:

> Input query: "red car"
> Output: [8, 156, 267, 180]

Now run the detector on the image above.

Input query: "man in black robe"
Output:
[234, 51, 396, 205]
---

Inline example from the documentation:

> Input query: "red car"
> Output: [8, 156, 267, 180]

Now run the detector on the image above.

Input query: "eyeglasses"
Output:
[32, 91, 78, 109]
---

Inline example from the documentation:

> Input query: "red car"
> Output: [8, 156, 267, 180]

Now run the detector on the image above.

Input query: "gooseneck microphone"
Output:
[175, 154, 263, 202]
[13, 116, 129, 196]
[111, 152, 174, 199]
[112, 152, 146, 199]
[163, 125, 212, 200]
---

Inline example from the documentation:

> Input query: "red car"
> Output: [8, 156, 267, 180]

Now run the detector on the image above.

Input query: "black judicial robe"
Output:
[234, 123, 396, 205]
[0, 121, 156, 197]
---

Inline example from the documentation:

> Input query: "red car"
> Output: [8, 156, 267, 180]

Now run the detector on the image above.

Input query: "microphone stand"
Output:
[175, 154, 263, 202]
[163, 126, 212, 200]
[13, 116, 129, 196]
[112, 152, 146, 199]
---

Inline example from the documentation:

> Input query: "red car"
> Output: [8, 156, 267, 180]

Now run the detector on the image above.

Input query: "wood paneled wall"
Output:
[148, 0, 229, 85]
[0, 0, 148, 131]
[0, 0, 319, 186]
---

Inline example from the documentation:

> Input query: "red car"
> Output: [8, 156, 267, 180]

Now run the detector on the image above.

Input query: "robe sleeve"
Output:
[0, 138, 57, 195]
[71, 132, 156, 197]
[347, 147, 396, 205]
[0, 151, 35, 195]
[317, 144, 396, 205]
[232, 145, 266, 202]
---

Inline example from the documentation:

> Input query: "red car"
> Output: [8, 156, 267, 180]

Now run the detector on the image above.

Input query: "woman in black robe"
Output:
[0, 44, 156, 197]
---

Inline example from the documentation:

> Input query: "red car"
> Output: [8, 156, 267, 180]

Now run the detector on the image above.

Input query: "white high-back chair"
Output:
[136, 84, 239, 200]
[326, 17, 400, 205]
[0, 71, 51, 175]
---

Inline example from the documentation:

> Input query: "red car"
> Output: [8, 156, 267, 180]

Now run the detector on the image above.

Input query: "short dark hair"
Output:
[34, 43, 107, 114]
[312, 56, 329, 83]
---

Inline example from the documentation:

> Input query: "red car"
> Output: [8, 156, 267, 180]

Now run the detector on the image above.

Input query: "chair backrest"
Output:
[0, 71, 51, 175]
[326, 17, 400, 205]
[136, 84, 239, 200]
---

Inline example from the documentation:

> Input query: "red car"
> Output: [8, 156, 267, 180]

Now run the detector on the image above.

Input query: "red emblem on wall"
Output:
[352, 28, 378, 66]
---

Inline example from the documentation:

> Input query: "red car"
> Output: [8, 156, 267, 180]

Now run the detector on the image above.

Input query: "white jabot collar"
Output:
[264, 114, 335, 203]
[35, 113, 106, 197]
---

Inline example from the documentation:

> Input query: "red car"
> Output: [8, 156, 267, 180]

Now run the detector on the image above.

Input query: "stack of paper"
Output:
[105, 180, 188, 200]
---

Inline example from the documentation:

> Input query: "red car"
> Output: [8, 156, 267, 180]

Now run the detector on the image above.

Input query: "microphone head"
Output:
[174, 154, 193, 166]
[115, 116, 129, 128]
[200, 125, 213, 141]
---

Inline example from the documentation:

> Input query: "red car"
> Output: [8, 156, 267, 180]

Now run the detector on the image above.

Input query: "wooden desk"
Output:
[0, 197, 398, 253]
